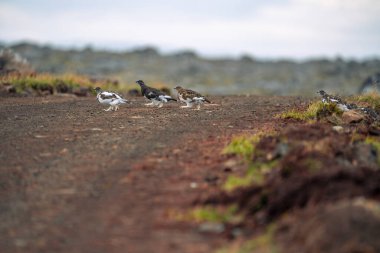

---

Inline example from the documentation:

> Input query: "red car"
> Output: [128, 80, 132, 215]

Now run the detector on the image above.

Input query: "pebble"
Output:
[190, 182, 198, 188]
[198, 222, 225, 233]
[332, 125, 344, 133]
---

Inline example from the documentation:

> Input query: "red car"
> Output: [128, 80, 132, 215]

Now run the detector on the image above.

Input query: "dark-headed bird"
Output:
[174, 86, 211, 110]
[317, 90, 344, 104]
[317, 90, 349, 111]
[136, 80, 176, 108]
[94, 87, 128, 111]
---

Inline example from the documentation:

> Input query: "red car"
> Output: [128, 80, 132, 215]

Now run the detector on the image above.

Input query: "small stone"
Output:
[172, 149, 181, 155]
[342, 110, 365, 124]
[223, 159, 238, 169]
[266, 143, 289, 161]
[5, 85, 16, 93]
[332, 125, 344, 133]
[204, 174, 219, 183]
[60, 148, 68, 154]
[34, 135, 48, 138]
[56, 188, 76, 195]
[198, 222, 225, 233]
[39, 152, 51, 157]
[231, 228, 243, 238]
[190, 182, 198, 188]
[14, 238, 28, 248]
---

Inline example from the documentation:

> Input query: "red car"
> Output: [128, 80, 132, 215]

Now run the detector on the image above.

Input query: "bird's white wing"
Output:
[101, 91, 116, 96]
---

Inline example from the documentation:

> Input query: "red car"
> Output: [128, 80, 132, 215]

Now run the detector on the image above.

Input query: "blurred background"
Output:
[1, 0, 380, 95]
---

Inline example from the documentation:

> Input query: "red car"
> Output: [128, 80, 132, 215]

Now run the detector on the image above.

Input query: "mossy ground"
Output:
[365, 137, 380, 166]
[277, 101, 342, 121]
[216, 224, 278, 253]
[1, 73, 121, 94]
[223, 161, 278, 192]
[352, 92, 380, 110]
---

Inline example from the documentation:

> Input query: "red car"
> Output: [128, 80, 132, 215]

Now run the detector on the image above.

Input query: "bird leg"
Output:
[114, 106, 119, 111]
[181, 103, 193, 108]
[158, 102, 164, 108]
[145, 101, 154, 106]
[196, 104, 201, 110]
[104, 106, 113, 111]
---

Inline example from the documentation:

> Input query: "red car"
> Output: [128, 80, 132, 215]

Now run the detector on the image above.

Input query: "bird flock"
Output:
[95, 80, 211, 111]
[95, 82, 378, 120]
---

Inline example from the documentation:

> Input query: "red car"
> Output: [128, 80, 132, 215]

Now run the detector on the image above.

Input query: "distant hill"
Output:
[2, 42, 379, 95]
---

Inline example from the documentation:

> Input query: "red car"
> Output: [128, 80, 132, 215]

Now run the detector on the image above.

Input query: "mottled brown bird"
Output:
[174, 86, 211, 110]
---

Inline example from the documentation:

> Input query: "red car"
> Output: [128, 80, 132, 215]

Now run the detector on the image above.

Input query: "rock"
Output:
[277, 200, 380, 253]
[190, 182, 198, 188]
[128, 89, 140, 96]
[342, 110, 365, 124]
[204, 174, 219, 184]
[198, 222, 225, 233]
[369, 125, 380, 136]
[332, 126, 344, 133]
[5, 84, 16, 93]
[73, 87, 90, 97]
[266, 143, 289, 161]
[352, 143, 378, 169]
[223, 159, 238, 170]
[55, 81, 71, 93]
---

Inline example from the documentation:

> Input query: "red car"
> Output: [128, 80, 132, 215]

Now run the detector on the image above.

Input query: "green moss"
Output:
[304, 158, 323, 174]
[223, 133, 271, 160]
[0, 73, 122, 94]
[223, 135, 257, 159]
[223, 161, 278, 192]
[223, 175, 255, 192]
[191, 205, 240, 223]
[354, 93, 380, 110]
[365, 137, 380, 165]
[278, 101, 343, 121]
[216, 224, 278, 253]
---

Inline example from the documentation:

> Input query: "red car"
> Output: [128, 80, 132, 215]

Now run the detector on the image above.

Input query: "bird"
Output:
[317, 90, 345, 104]
[136, 80, 176, 108]
[94, 87, 128, 111]
[174, 86, 211, 110]
[359, 107, 379, 120]
[317, 90, 350, 111]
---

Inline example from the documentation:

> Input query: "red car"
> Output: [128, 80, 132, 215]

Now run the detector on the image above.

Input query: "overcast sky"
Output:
[0, 0, 379, 59]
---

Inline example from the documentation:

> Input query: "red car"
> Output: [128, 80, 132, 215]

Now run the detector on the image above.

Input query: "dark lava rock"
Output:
[276, 200, 380, 253]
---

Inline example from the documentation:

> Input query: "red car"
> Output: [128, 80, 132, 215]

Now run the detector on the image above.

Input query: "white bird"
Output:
[94, 87, 128, 111]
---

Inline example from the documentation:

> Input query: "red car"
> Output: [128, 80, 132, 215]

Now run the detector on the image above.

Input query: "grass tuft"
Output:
[353, 92, 380, 110]
[223, 133, 268, 160]
[223, 161, 278, 192]
[278, 101, 342, 121]
[216, 224, 278, 253]
[168, 205, 242, 224]
[0, 73, 120, 94]
[191, 205, 240, 223]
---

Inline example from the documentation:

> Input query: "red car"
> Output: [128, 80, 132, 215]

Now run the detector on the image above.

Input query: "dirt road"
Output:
[0, 95, 300, 253]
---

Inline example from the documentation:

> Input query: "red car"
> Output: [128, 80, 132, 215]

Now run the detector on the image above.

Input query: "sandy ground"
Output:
[0, 95, 301, 253]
